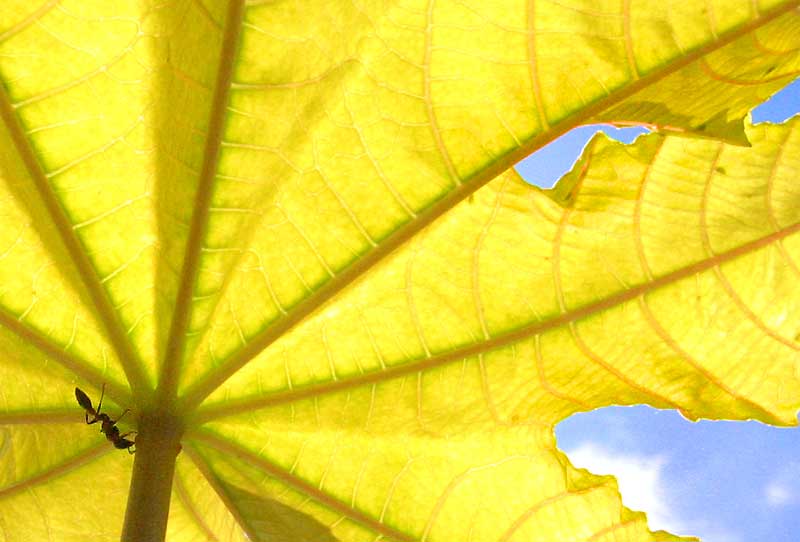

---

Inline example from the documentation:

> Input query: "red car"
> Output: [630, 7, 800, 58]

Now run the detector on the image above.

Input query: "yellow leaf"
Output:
[0, 1, 797, 541]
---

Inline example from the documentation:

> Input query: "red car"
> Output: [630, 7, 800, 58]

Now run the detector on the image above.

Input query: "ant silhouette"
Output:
[75, 384, 136, 454]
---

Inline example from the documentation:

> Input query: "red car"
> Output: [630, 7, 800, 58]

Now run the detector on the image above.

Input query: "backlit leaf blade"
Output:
[147, 0, 229, 375]
[167, 453, 247, 542]
[187, 427, 691, 542]
[176, 2, 800, 399]
[0, 1, 160, 389]
[0, 0, 232, 383]
[191, 117, 799, 540]
[590, 6, 800, 145]
[0, 435, 128, 542]
[199, 117, 800, 426]
[0, 1, 798, 541]
[0, 111, 129, 408]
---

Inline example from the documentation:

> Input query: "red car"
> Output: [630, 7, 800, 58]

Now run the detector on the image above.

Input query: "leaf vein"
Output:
[157, 0, 246, 406]
[0, 83, 149, 396]
[179, 2, 799, 413]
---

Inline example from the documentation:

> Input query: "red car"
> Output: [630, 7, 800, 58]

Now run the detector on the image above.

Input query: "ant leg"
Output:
[119, 431, 137, 438]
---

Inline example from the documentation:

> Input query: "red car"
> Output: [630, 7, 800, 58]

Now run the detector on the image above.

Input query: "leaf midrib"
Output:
[0, 304, 132, 406]
[0, 83, 149, 399]
[194, 219, 800, 424]
[180, 0, 800, 414]
[157, 0, 246, 408]
[0, 443, 109, 501]
[189, 431, 417, 542]
[186, 430, 627, 542]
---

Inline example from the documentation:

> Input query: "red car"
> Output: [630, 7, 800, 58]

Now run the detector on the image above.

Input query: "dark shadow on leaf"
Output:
[225, 483, 341, 542]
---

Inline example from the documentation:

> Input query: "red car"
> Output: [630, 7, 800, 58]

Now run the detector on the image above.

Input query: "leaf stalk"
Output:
[121, 412, 183, 542]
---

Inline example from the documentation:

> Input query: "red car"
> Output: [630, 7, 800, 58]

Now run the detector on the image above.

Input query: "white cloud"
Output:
[565, 442, 746, 542]
[764, 482, 793, 506]
[565, 442, 684, 533]
[763, 462, 800, 508]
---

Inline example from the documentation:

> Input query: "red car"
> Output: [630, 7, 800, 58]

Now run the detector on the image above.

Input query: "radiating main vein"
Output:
[0, 83, 149, 399]
[194, 220, 800, 424]
[177, 2, 799, 415]
[156, 0, 246, 409]
[186, 431, 416, 542]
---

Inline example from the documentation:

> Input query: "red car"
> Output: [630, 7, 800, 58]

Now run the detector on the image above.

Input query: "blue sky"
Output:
[514, 78, 800, 542]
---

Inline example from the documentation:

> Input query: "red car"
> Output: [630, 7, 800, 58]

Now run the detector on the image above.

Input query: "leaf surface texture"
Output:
[0, 1, 798, 540]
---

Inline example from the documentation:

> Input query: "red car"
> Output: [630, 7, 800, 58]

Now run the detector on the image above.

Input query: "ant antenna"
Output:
[96, 383, 106, 414]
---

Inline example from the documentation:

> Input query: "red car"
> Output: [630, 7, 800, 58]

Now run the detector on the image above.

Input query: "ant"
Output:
[75, 384, 136, 454]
